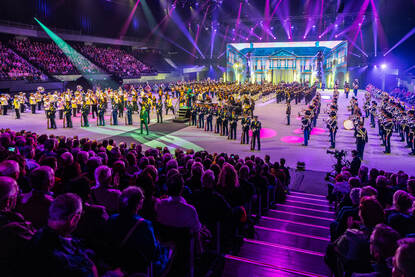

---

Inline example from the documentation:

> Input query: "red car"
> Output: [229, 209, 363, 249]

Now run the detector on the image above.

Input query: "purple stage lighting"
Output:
[384, 26, 415, 56]
[381, 63, 387, 69]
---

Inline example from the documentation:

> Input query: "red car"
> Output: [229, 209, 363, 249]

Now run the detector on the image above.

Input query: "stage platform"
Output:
[1, 89, 414, 180]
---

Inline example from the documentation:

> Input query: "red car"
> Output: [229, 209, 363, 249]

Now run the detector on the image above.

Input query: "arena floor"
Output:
[1, 89, 414, 175]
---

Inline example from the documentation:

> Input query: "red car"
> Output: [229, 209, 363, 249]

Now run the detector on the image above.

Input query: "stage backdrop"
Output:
[226, 41, 348, 88]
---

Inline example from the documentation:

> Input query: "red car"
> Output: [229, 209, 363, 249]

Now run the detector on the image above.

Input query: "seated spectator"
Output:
[353, 224, 401, 277]
[105, 186, 166, 275]
[156, 169, 201, 233]
[0, 176, 35, 276]
[91, 165, 121, 213]
[326, 197, 385, 274]
[28, 193, 98, 277]
[190, 169, 231, 230]
[392, 238, 415, 277]
[16, 166, 54, 229]
[407, 179, 415, 198]
[386, 190, 415, 236]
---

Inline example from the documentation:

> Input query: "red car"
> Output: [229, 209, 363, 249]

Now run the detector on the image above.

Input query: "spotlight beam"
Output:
[118, 0, 141, 40]
[384, 26, 415, 56]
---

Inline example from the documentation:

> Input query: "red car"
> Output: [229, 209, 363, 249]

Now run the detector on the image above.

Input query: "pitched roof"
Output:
[240, 46, 331, 57]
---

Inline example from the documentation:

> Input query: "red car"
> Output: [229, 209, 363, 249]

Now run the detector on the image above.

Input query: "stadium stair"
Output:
[222, 191, 334, 277]
[173, 107, 190, 123]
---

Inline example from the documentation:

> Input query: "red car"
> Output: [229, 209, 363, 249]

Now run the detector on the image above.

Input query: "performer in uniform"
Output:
[13, 97, 20, 119]
[98, 100, 106, 126]
[156, 98, 163, 123]
[355, 121, 368, 160]
[111, 98, 119, 125]
[64, 100, 73, 128]
[352, 79, 359, 97]
[383, 113, 394, 154]
[250, 116, 261, 151]
[229, 110, 238, 140]
[286, 101, 291, 125]
[81, 100, 89, 127]
[221, 108, 229, 137]
[241, 114, 250, 144]
[165, 96, 174, 115]
[198, 105, 205, 129]
[327, 111, 338, 149]
[126, 101, 133, 125]
[140, 105, 149, 135]
[49, 103, 57, 129]
[302, 111, 311, 146]
[344, 81, 350, 98]
[206, 106, 213, 132]
[29, 94, 36, 114]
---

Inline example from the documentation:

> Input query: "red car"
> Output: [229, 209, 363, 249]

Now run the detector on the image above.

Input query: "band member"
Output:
[355, 121, 368, 160]
[198, 105, 205, 129]
[344, 81, 350, 98]
[29, 94, 36, 114]
[327, 111, 338, 149]
[286, 101, 291, 125]
[57, 98, 64, 120]
[250, 116, 261, 151]
[49, 103, 57, 129]
[165, 96, 174, 115]
[215, 108, 222, 134]
[98, 100, 106, 126]
[191, 104, 198, 126]
[206, 107, 213, 131]
[302, 111, 311, 146]
[140, 105, 149, 135]
[221, 109, 229, 137]
[91, 95, 98, 119]
[241, 114, 250, 144]
[370, 101, 377, 128]
[352, 79, 359, 97]
[126, 101, 133, 125]
[13, 97, 20, 119]
[111, 99, 118, 125]
[64, 100, 73, 128]
[383, 113, 394, 154]
[228, 110, 237, 140]
[81, 101, 89, 127]
[156, 98, 163, 123]
[71, 97, 77, 117]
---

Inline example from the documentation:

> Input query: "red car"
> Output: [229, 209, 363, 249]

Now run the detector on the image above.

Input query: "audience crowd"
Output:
[0, 128, 289, 277]
[326, 163, 415, 277]
[0, 42, 44, 81]
[78, 45, 153, 78]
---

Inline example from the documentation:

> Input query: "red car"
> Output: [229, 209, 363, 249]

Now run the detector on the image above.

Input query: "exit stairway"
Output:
[223, 191, 334, 277]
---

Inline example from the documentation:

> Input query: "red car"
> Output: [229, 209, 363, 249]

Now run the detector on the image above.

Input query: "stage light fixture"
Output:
[381, 63, 387, 69]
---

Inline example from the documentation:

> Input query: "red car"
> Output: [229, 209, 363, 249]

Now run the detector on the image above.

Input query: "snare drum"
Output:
[343, 119, 354, 130]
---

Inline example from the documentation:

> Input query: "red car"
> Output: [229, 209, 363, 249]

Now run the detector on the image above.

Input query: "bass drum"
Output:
[343, 119, 354, 130]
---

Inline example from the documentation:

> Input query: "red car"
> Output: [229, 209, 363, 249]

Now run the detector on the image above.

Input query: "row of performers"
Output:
[297, 93, 322, 147]
[275, 82, 318, 105]
[188, 104, 262, 151]
[364, 86, 415, 155]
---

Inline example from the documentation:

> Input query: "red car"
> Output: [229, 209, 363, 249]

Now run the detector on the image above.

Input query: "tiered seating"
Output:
[223, 191, 333, 277]
[77, 44, 154, 78]
[0, 42, 44, 80]
[9, 39, 80, 75]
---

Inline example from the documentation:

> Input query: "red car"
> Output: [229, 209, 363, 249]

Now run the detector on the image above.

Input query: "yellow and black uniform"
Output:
[13, 97, 20, 119]
[49, 103, 57, 129]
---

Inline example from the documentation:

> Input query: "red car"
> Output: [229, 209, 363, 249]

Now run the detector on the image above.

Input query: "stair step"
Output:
[235, 238, 329, 276]
[290, 191, 327, 199]
[257, 216, 330, 238]
[286, 195, 330, 205]
[267, 210, 332, 227]
[285, 199, 335, 211]
[254, 225, 329, 253]
[224, 255, 327, 277]
[274, 204, 335, 217]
